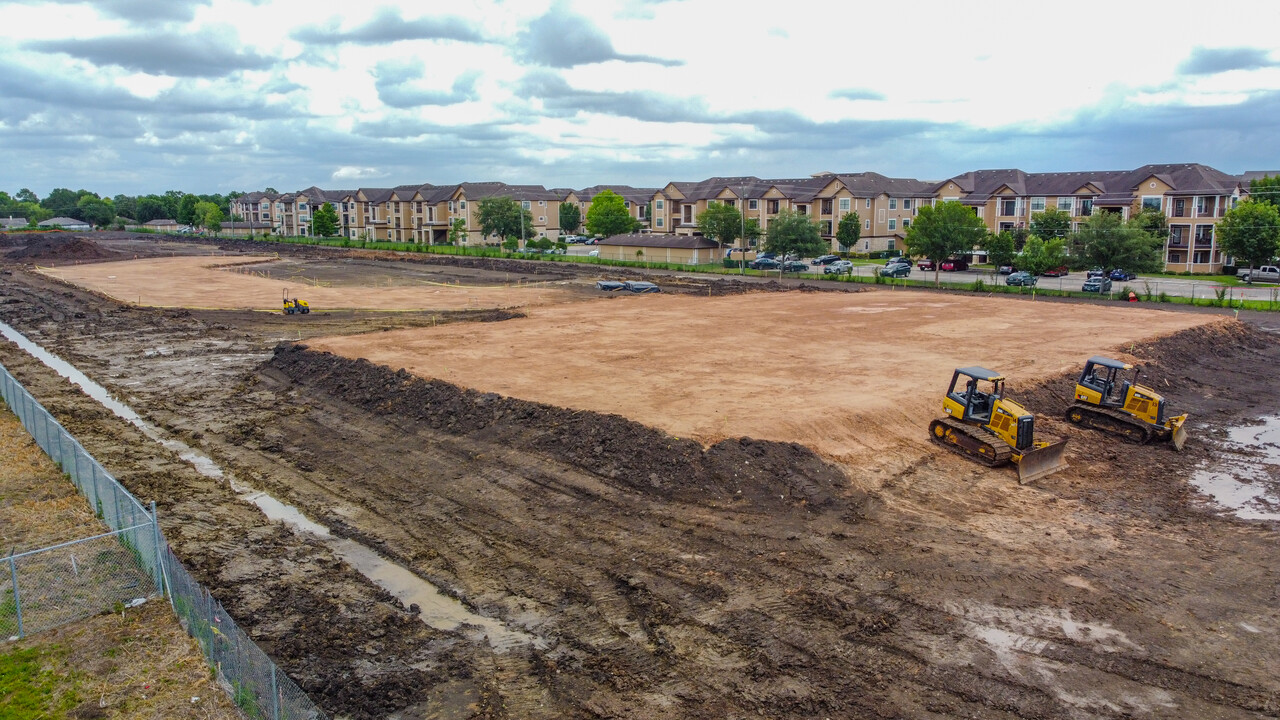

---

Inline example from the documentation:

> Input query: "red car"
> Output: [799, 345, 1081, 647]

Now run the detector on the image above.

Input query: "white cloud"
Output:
[331, 166, 388, 180]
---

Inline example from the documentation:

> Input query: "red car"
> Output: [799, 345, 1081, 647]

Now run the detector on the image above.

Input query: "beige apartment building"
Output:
[229, 163, 1268, 272]
[941, 164, 1247, 272]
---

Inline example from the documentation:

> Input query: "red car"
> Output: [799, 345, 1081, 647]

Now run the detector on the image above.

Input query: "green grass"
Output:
[0, 646, 80, 719]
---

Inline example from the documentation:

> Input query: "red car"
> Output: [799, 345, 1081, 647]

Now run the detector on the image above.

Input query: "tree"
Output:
[696, 201, 744, 255]
[981, 231, 1017, 269]
[1017, 236, 1068, 276]
[1030, 208, 1072, 241]
[134, 197, 167, 223]
[1251, 175, 1280, 208]
[177, 194, 199, 226]
[903, 200, 988, 286]
[76, 195, 115, 227]
[447, 217, 467, 245]
[112, 194, 137, 223]
[763, 209, 825, 258]
[40, 188, 92, 219]
[477, 196, 533, 242]
[1070, 211, 1163, 272]
[312, 202, 339, 237]
[559, 202, 581, 235]
[1218, 200, 1280, 275]
[835, 211, 861, 252]
[585, 190, 640, 238]
[15, 188, 38, 204]
[1128, 208, 1168, 238]
[193, 201, 223, 234]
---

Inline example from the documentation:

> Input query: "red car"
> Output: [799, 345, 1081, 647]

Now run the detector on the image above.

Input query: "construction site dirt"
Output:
[2, 232, 1279, 720]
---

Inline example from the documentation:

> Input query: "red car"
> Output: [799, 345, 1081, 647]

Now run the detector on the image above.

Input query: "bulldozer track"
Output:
[1064, 403, 1156, 444]
[928, 417, 1013, 467]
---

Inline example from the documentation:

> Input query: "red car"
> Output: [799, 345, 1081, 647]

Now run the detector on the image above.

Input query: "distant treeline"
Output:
[0, 187, 249, 228]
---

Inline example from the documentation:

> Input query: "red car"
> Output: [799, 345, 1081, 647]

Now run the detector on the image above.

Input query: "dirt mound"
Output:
[268, 344, 853, 510]
[6, 234, 118, 262]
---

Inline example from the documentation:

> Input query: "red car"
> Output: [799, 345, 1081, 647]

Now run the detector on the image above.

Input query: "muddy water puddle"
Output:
[1191, 415, 1280, 521]
[0, 320, 545, 651]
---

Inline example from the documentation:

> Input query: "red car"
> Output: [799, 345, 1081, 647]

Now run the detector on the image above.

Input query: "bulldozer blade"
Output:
[1017, 439, 1069, 484]
[1169, 415, 1188, 451]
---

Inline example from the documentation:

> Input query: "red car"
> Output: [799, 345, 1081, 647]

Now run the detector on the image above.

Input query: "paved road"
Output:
[562, 244, 1275, 302]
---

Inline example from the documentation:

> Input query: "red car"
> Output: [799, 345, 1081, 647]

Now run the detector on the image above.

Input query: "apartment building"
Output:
[940, 164, 1247, 272]
[568, 185, 656, 230]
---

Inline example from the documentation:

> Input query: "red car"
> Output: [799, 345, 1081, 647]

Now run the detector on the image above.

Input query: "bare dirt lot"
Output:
[2, 232, 1279, 720]
[305, 291, 1213, 462]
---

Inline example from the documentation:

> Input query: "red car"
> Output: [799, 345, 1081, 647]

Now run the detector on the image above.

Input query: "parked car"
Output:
[781, 260, 808, 272]
[751, 257, 781, 270]
[811, 254, 840, 265]
[884, 255, 907, 264]
[756, 251, 777, 261]
[824, 260, 854, 274]
[1042, 266, 1070, 277]
[1086, 267, 1106, 278]
[917, 258, 936, 270]
[587, 249, 600, 257]
[596, 280, 626, 291]
[1109, 268, 1137, 281]
[997, 264, 1015, 275]
[624, 281, 661, 293]
[1005, 271, 1037, 287]
[940, 258, 969, 271]
[1082, 276, 1113, 293]
[880, 262, 911, 278]
[1239, 265, 1280, 283]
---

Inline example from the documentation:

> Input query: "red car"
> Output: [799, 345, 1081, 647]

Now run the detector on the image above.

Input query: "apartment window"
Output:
[1168, 251, 1183, 264]
[865, 198, 871, 208]
[539, 200, 546, 206]
[838, 198, 850, 212]
[1030, 197, 1046, 212]
[1194, 224, 1214, 246]
[748, 199, 759, 210]
[1142, 196, 1162, 212]
[863, 240, 869, 250]
[1193, 250, 1210, 264]
[822, 199, 833, 214]
[448, 201, 455, 212]
[1196, 196, 1214, 217]
[889, 198, 897, 210]
[821, 220, 832, 235]
[1079, 199, 1093, 216]
[762, 200, 776, 213]
[1057, 197, 1074, 212]
[1169, 225, 1188, 246]
[638, 206, 646, 219]
[522, 201, 531, 210]
[877, 208, 886, 223]
[796, 205, 808, 215]
[656, 217, 664, 228]
[887, 238, 896, 251]
[538, 216, 546, 222]
[888, 219, 897, 230]
[1000, 199, 1018, 216]
[902, 219, 911, 228]
[864, 219, 870, 230]
[299, 202, 308, 210]
[903, 199, 912, 210]
[656, 199, 664, 210]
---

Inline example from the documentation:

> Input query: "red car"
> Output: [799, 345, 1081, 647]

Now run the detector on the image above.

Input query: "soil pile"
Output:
[6, 234, 118, 262]
[269, 343, 852, 509]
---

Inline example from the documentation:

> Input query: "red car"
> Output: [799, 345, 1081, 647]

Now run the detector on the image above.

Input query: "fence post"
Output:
[150, 501, 165, 597]
[8, 554, 22, 639]
[271, 666, 281, 720]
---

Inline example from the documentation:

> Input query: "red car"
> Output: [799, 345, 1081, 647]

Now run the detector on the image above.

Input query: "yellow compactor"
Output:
[930, 366, 1069, 484]
[1066, 356, 1187, 449]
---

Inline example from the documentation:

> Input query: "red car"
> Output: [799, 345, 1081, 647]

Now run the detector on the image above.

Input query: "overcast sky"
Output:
[2, 0, 1279, 197]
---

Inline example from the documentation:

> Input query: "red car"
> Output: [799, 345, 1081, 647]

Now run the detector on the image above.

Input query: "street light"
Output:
[740, 185, 746, 275]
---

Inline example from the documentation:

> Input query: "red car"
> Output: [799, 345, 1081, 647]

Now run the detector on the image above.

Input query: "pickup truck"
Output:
[1237, 265, 1280, 283]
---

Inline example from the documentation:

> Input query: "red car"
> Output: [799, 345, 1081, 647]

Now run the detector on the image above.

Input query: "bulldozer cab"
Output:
[945, 367, 1003, 423]
[1077, 356, 1130, 408]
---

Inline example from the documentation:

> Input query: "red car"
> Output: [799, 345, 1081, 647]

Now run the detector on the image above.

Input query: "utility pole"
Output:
[740, 185, 746, 275]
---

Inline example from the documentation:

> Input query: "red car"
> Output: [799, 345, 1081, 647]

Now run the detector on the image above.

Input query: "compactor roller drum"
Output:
[930, 366, 1069, 484]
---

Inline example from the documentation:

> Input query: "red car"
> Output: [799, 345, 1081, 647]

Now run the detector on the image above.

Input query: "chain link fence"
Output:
[1, 359, 326, 719]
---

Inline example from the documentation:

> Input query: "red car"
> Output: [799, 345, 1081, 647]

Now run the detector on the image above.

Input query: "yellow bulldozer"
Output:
[1065, 356, 1187, 449]
[282, 289, 310, 315]
[929, 366, 1069, 483]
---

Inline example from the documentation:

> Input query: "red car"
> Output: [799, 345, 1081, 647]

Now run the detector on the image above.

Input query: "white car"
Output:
[587, 249, 600, 257]
[824, 260, 854, 274]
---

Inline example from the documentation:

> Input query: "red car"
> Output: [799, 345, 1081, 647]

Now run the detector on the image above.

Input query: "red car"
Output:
[1041, 266, 1070, 277]
[917, 258, 936, 270]
[940, 258, 969, 271]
